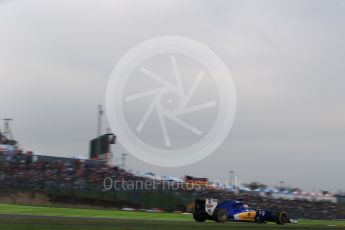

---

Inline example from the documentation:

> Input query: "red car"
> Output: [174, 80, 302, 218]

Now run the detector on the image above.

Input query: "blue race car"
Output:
[193, 198, 297, 225]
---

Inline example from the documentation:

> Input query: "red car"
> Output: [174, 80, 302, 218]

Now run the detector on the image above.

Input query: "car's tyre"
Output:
[255, 215, 266, 224]
[193, 210, 206, 222]
[214, 209, 228, 223]
[276, 212, 288, 225]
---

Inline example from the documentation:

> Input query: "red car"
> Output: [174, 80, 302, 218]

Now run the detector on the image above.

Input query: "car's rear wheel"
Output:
[214, 209, 228, 223]
[193, 210, 206, 222]
[276, 212, 288, 225]
[255, 215, 266, 224]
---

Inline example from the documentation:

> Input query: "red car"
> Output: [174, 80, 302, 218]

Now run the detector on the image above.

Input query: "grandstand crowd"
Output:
[0, 149, 344, 220]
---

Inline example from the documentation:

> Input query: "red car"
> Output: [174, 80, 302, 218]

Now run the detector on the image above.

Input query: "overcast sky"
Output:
[1, 0, 344, 192]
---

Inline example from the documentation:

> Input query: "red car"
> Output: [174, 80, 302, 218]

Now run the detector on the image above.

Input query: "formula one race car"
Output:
[193, 198, 298, 225]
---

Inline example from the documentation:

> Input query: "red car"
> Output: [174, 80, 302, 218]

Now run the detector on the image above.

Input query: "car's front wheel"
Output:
[214, 209, 228, 223]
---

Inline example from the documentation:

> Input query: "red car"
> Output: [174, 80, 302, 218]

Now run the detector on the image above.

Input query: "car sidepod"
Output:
[233, 211, 256, 222]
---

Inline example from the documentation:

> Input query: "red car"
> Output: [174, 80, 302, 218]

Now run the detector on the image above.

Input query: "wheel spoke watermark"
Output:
[105, 36, 237, 167]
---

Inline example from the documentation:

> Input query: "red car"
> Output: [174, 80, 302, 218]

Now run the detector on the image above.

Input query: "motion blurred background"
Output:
[0, 0, 345, 221]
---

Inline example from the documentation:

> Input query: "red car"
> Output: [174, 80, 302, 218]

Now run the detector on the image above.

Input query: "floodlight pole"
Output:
[280, 180, 285, 190]
[121, 153, 127, 169]
[97, 105, 103, 156]
[229, 170, 234, 189]
[2, 118, 14, 140]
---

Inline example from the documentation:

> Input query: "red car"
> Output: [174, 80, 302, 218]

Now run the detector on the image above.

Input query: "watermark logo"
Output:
[106, 36, 236, 167]
[103, 177, 243, 192]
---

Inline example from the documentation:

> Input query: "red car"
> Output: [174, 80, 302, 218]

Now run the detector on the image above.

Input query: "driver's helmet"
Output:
[243, 204, 249, 209]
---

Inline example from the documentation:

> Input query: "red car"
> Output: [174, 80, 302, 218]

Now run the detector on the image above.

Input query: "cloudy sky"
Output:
[1, 0, 344, 192]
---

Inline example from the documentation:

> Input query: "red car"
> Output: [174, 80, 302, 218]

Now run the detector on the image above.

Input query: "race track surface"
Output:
[0, 214, 345, 230]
